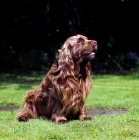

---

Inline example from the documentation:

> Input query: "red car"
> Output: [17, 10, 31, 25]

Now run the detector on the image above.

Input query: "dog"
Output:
[16, 34, 97, 123]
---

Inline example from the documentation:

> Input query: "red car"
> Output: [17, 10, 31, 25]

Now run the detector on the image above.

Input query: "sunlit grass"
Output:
[86, 75, 139, 110]
[0, 72, 139, 139]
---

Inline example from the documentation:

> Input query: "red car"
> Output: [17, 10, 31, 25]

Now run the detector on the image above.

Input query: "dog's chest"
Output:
[70, 80, 89, 107]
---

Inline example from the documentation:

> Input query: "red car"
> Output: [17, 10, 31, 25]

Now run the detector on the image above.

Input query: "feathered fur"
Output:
[16, 34, 97, 123]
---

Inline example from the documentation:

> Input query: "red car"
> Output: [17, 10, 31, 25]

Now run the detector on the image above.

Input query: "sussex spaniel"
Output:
[16, 34, 97, 123]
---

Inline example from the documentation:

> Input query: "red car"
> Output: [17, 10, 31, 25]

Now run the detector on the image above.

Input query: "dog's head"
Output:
[56, 34, 97, 76]
[61, 34, 97, 64]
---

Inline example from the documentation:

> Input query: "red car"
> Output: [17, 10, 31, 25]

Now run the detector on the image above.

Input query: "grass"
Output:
[0, 71, 139, 140]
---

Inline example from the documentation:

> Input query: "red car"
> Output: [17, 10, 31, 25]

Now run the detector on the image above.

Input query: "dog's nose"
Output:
[92, 41, 97, 46]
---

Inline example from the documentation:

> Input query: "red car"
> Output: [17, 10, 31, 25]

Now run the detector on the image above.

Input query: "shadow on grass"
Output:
[0, 71, 46, 90]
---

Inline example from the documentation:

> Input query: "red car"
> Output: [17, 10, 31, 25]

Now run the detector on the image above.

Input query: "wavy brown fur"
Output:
[16, 34, 97, 123]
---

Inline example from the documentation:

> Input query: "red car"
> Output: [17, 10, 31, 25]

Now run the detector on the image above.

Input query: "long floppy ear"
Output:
[50, 38, 81, 111]
[56, 40, 75, 77]
[53, 40, 80, 110]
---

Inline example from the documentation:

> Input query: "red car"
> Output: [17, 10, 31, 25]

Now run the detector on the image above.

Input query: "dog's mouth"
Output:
[88, 52, 95, 59]
[79, 51, 96, 63]
[89, 44, 97, 59]
[78, 46, 97, 63]
[88, 48, 97, 59]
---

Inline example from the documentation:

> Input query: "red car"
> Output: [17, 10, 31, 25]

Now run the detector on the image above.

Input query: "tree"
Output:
[0, 0, 139, 72]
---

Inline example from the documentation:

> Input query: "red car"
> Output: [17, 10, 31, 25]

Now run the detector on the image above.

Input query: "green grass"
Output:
[0, 72, 139, 140]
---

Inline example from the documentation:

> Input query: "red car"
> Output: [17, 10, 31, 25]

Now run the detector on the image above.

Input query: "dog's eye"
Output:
[77, 39, 84, 45]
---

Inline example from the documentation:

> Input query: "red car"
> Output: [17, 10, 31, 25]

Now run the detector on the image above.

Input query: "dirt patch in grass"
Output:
[0, 106, 19, 111]
[0, 106, 127, 116]
[87, 109, 127, 116]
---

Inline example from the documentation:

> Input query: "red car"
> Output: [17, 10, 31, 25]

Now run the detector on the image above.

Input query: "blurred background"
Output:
[0, 0, 139, 73]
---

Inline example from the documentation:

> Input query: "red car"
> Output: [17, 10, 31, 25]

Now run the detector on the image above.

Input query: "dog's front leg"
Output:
[16, 90, 38, 122]
[51, 114, 67, 124]
[16, 101, 37, 122]
[79, 106, 92, 121]
[51, 104, 67, 124]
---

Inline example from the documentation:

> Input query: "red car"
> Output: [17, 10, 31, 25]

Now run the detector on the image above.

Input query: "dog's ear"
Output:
[54, 40, 79, 109]
[57, 40, 75, 77]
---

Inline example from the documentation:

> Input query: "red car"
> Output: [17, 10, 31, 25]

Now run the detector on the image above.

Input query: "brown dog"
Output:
[16, 34, 97, 123]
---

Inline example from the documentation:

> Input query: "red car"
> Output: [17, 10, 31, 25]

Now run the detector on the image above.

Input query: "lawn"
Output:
[0, 72, 139, 140]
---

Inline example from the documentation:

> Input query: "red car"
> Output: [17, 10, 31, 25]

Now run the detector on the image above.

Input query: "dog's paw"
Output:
[79, 115, 93, 121]
[57, 119, 68, 124]
[51, 115, 67, 124]
[18, 116, 29, 122]
[83, 117, 93, 121]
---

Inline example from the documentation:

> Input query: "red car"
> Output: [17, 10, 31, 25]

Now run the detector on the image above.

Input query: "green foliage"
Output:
[0, 1, 139, 72]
